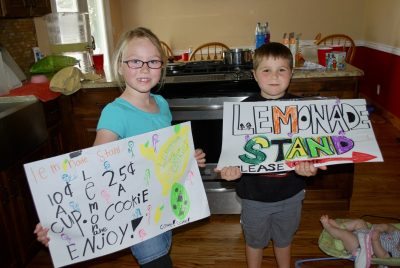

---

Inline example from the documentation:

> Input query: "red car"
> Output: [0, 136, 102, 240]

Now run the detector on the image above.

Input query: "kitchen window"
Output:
[50, 0, 111, 74]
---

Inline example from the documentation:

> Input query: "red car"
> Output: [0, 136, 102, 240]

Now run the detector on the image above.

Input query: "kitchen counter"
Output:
[81, 64, 364, 89]
[293, 63, 363, 79]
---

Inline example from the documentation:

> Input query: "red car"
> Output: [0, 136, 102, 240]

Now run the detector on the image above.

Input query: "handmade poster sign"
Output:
[217, 99, 383, 173]
[24, 122, 210, 268]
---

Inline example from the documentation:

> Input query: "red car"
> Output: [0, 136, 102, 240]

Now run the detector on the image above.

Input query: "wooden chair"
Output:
[316, 34, 356, 64]
[189, 42, 230, 61]
[313, 33, 322, 44]
[160, 41, 173, 58]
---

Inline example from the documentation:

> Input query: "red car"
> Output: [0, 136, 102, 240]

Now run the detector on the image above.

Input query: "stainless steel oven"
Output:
[168, 97, 245, 214]
[157, 60, 259, 214]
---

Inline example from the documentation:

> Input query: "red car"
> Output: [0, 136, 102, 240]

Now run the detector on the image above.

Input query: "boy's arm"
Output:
[294, 162, 327, 177]
[216, 166, 242, 181]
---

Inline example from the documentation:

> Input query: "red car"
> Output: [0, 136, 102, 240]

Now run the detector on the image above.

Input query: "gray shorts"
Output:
[240, 190, 304, 249]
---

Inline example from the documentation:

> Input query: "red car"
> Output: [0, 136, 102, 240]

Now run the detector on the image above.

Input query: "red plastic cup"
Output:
[181, 52, 189, 61]
[317, 47, 333, 66]
[331, 45, 345, 52]
[92, 54, 104, 70]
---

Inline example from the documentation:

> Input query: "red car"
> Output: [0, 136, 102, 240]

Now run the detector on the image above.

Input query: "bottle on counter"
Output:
[264, 22, 270, 44]
[282, 33, 289, 47]
[255, 22, 264, 49]
[289, 32, 297, 67]
[188, 47, 192, 58]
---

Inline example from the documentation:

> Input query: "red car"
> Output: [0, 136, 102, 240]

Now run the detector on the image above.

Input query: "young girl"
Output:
[35, 27, 206, 268]
[320, 215, 400, 259]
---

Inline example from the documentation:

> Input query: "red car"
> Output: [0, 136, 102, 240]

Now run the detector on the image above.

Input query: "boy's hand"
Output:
[194, 148, 206, 168]
[215, 166, 242, 181]
[294, 161, 327, 177]
[34, 223, 50, 247]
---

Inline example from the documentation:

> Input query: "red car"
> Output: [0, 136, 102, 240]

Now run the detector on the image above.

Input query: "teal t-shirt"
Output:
[97, 94, 172, 139]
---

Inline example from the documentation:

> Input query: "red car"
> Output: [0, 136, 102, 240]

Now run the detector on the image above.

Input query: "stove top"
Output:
[165, 60, 254, 83]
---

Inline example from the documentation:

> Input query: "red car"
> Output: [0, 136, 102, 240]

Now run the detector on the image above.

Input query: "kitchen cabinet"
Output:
[0, 97, 63, 268]
[0, 0, 51, 18]
[42, 99, 65, 155]
[288, 76, 359, 99]
[58, 87, 121, 151]
[0, 142, 50, 268]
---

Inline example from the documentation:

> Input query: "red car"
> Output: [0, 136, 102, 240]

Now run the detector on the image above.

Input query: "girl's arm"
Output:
[373, 223, 399, 233]
[371, 228, 391, 258]
[93, 129, 119, 146]
[194, 148, 206, 168]
[34, 223, 50, 247]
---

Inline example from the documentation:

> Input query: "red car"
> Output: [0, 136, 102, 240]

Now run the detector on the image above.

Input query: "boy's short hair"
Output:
[253, 42, 293, 70]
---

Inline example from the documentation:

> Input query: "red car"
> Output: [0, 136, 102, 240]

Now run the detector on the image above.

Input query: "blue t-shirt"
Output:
[97, 94, 172, 139]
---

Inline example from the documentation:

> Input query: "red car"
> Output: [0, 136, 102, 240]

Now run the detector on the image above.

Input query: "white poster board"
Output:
[217, 99, 383, 173]
[24, 122, 210, 267]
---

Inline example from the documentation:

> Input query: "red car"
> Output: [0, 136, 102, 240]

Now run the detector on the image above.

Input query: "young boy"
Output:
[218, 42, 327, 268]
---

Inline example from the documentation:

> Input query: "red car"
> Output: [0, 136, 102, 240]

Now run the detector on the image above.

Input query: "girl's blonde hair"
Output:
[111, 27, 167, 90]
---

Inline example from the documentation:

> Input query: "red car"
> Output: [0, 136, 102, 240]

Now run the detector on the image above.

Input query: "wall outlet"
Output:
[376, 84, 381, 95]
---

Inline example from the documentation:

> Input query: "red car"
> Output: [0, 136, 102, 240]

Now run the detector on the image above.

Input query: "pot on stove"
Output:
[166, 62, 186, 74]
[223, 49, 253, 65]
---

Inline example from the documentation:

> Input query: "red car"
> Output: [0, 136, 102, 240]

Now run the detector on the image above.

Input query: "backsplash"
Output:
[0, 18, 38, 78]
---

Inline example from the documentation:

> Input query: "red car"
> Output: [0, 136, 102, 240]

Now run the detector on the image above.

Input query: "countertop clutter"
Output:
[80, 63, 364, 89]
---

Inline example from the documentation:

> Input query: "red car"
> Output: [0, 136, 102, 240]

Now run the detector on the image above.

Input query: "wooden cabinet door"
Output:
[0, 175, 18, 268]
[289, 77, 359, 99]
[1, 0, 51, 18]
[0, 0, 29, 17]
[5, 163, 41, 266]
[0, 143, 49, 267]
[29, 0, 51, 17]
[58, 87, 121, 151]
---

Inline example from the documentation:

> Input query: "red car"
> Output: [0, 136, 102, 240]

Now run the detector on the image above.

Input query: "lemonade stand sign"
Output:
[24, 122, 210, 268]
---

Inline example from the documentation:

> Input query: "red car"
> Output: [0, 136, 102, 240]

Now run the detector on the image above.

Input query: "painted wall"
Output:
[109, 0, 400, 121]
[355, 0, 400, 121]
[363, 0, 400, 47]
[113, 0, 365, 51]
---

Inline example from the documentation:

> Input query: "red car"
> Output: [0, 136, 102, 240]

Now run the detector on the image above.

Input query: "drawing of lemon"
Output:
[140, 124, 190, 195]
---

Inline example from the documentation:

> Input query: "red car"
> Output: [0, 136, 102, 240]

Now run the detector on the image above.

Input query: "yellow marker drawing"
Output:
[154, 205, 164, 223]
[140, 125, 190, 195]
[62, 159, 69, 171]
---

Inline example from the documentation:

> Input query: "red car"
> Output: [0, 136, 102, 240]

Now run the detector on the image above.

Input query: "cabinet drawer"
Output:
[71, 87, 121, 116]
[289, 77, 358, 99]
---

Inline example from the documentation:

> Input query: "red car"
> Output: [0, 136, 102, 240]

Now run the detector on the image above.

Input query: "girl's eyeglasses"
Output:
[122, 59, 163, 69]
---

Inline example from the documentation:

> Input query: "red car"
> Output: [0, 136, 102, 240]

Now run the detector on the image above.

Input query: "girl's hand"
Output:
[194, 148, 206, 168]
[34, 223, 50, 247]
[294, 162, 327, 177]
[216, 166, 242, 181]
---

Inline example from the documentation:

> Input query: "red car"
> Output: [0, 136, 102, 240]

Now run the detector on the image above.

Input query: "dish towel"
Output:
[7, 82, 60, 102]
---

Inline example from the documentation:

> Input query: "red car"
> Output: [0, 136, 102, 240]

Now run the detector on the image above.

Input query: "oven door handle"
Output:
[170, 105, 223, 111]
[205, 187, 236, 193]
